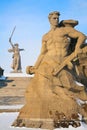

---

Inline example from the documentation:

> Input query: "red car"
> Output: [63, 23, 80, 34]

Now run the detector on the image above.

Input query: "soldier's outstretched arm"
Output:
[19, 49, 24, 51]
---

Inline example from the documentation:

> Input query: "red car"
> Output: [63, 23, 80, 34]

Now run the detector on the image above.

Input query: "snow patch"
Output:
[4, 73, 34, 77]
[0, 76, 6, 80]
[0, 112, 87, 130]
[75, 81, 84, 86]
[0, 105, 23, 109]
[76, 98, 87, 106]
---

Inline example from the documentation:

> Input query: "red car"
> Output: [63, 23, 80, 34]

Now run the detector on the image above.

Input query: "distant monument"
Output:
[8, 27, 24, 73]
[12, 11, 87, 129]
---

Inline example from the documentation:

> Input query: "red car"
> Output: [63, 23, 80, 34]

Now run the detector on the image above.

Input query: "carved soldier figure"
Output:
[75, 43, 87, 89]
[13, 11, 87, 129]
[27, 12, 86, 90]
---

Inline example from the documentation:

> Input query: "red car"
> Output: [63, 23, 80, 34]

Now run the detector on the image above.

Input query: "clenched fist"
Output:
[26, 66, 36, 75]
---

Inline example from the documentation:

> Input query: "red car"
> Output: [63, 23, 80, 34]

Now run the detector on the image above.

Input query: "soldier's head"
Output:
[48, 11, 60, 27]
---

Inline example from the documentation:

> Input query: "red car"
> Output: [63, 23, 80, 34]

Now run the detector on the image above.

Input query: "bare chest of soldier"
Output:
[44, 28, 70, 50]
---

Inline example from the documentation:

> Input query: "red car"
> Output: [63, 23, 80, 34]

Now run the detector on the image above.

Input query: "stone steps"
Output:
[0, 76, 31, 105]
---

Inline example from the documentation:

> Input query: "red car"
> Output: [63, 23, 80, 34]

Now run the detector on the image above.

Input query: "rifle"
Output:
[52, 46, 87, 76]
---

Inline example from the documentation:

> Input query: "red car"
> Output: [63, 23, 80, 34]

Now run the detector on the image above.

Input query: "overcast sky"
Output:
[0, 0, 87, 73]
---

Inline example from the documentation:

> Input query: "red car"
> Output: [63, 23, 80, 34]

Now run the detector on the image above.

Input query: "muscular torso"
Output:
[43, 27, 71, 62]
[35, 26, 86, 70]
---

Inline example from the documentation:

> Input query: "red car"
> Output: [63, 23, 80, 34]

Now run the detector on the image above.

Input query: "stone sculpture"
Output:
[75, 44, 87, 90]
[8, 38, 24, 73]
[12, 11, 87, 129]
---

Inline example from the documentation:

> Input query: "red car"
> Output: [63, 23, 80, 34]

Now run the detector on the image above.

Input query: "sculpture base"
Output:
[12, 118, 81, 129]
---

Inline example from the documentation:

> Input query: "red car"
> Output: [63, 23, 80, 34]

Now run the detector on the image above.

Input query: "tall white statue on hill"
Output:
[8, 27, 24, 73]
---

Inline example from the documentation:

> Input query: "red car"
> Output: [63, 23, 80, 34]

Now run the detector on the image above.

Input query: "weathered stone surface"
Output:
[13, 11, 87, 129]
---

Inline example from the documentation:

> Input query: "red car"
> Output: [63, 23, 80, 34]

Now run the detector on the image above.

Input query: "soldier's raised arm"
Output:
[9, 37, 14, 48]
[9, 26, 16, 48]
[67, 27, 86, 54]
